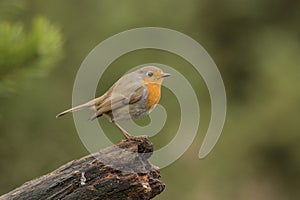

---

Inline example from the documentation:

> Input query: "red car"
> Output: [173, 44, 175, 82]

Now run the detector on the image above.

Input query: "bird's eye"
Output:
[147, 71, 153, 77]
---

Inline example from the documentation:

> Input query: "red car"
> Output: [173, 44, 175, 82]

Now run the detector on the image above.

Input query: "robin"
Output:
[56, 66, 170, 139]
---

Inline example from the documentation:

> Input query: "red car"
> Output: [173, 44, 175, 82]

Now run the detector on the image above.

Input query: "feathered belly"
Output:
[109, 83, 161, 121]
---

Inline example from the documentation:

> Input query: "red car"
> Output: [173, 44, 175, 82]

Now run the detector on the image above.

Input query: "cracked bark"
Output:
[0, 136, 165, 200]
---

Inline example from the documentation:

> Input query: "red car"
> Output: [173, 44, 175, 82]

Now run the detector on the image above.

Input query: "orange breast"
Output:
[144, 82, 161, 110]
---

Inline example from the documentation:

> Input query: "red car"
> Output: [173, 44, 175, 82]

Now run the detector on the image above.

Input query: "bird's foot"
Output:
[121, 131, 133, 140]
[112, 121, 134, 140]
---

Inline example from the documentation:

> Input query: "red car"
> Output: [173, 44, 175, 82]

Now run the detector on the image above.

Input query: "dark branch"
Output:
[0, 136, 165, 200]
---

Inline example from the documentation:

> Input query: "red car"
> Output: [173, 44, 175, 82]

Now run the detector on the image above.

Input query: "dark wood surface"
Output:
[0, 136, 165, 200]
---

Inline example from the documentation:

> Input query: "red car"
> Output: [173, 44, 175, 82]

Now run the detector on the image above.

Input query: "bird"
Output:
[56, 66, 170, 139]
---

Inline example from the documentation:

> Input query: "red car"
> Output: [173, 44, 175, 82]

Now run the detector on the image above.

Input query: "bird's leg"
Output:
[112, 121, 132, 139]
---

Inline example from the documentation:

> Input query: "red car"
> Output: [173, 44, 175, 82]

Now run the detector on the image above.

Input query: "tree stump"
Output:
[0, 136, 165, 200]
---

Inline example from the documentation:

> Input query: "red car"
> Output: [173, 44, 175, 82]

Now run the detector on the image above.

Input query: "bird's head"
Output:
[138, 66, 170, 84]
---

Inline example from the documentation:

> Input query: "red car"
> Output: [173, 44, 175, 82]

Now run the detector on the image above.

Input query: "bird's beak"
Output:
[162, 73, 171, 78]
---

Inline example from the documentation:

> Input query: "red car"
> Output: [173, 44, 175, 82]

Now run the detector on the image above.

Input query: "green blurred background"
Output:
[1, 0, 300, 199]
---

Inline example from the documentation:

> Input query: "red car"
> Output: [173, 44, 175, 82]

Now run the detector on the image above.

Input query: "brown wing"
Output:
[89, 84, 146, 120]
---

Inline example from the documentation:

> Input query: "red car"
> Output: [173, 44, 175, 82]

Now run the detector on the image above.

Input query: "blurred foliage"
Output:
[0, 0, 24, 18]
[0, 0, 63, 95]
[0, 0, 300, 200]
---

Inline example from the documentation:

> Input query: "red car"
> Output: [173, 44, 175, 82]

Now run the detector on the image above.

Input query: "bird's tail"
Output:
[56, 100, 95, 118]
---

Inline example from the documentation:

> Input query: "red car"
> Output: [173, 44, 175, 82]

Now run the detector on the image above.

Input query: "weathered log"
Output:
[0, 136, 165, 200]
